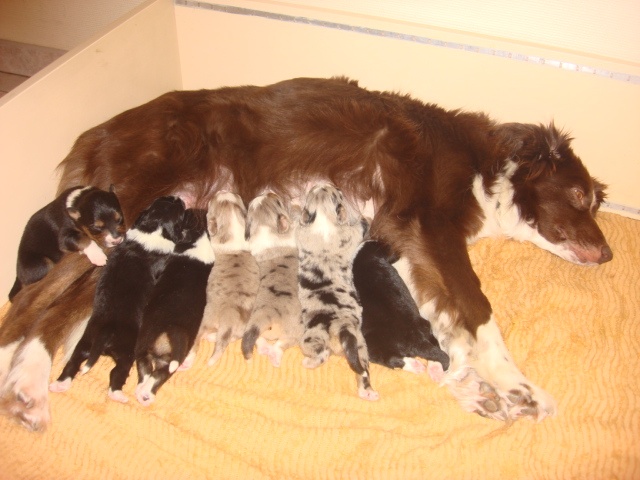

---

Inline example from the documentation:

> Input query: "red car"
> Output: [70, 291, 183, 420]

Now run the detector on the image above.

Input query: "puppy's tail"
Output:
[82, 331, 111, 373]
[241, 310, 272, 359]
[339, 325, 378, 401]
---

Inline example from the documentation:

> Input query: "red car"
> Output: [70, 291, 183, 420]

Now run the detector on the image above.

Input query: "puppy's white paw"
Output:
[401, 357, 426, 374]
[83, 241, 107, 266]
[49, 378, 72, 393]
[108, 388, 129, 404]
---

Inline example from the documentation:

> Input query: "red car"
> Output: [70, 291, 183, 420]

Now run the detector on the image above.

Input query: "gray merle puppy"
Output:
[296, 183, 376, 400]
[241, 192, 303, 367]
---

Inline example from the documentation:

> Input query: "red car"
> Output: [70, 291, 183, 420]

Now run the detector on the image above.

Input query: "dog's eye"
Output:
[573, 188, 584, 202]
[88, 225, 104, 234]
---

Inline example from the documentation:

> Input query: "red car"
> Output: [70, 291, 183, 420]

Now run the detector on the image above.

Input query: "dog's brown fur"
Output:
[0, 254, 99, 431]
[42, 76, 611, 421]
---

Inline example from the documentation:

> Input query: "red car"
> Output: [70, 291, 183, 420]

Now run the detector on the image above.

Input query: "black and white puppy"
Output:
[49, 196, 186, 403]
[352, 240, 450, 379]
[9, 185, 125, 300]
[135, 208, 214, 406]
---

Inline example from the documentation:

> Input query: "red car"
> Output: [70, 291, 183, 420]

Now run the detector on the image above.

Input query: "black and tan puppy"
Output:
[135, 209, 214, 406]
[9, 185, 125, 300]
[352, 240, 450, 380]
[49, 196, 186, 403]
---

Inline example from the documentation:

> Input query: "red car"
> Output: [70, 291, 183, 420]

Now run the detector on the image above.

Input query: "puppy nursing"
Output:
[135, 208, 214, 406]
[296, 184, 377, 400]
[197, 192, 260, 366]
[50, 196, 186, 402]
[241, 193, 303, 367]
[9, 185, 125, 300]
[353, 240, 450, 380]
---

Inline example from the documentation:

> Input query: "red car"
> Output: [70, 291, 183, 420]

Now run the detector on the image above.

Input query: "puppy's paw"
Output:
[358, 387, 380, 401]
[83, 241, 107, 266]
[49, 378, 72, 393]
[426, 360, 445, 383]
[401, 357, 427, 374]
[108, 388, 129, 404]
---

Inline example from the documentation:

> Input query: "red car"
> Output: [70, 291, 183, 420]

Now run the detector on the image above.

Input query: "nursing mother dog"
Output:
[35, 76, 612, 424]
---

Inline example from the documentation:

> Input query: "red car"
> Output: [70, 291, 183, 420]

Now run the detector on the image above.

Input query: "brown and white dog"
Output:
[47, 76, 611, 421]
[0, 254, 100, 431]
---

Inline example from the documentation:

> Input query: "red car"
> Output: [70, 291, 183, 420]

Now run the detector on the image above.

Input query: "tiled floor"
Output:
[0, 39, 66, 98]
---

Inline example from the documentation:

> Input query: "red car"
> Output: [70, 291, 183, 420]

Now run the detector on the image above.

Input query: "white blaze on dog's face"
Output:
[207, 191, 249, 251]
[246, 192, 296, 255]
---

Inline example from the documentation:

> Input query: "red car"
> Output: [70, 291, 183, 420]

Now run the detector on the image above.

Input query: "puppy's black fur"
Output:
[134, 209, 214, 405]
[352, 240, 450, 372]
[53, 196, 186, 401]
[10, 185, 125, 300]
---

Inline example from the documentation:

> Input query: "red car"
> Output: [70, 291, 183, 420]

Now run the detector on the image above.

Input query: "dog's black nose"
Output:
[599, 245, 613, 264]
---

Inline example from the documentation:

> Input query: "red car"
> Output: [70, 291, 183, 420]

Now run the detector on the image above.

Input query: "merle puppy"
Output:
[352, 240, 450, 379]
[10, 185, 125, 300]
[49, 196, 185, 403]
[135, 208, 214, 406]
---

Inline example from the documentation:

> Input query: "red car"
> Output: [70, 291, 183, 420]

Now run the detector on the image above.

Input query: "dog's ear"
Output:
[593, 178, 608, 208]
[336, 203, 348, 225]
[109, 184, 117, 194]
[360, 217, 370, 239]
[67, 207, 81, 221]
[300, 208, 315, 225]
[208, 216, 218, 237]
[277, 214, 290, 234]
[499, 121, 573, 181]
[245, 216, 252, 241]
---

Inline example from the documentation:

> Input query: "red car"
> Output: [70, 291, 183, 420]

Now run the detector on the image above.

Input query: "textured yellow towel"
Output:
[1, 211, 638, 479]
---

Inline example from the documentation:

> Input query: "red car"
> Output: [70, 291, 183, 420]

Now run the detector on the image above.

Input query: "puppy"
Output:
[196, 191, 260, 366]
[352, 240, 450, 379]
[9, 185, 125, 300]
[134, 209, 214, 406]
[296, 183, 376, 400]
[241, 192, 303, 367]
[49, 196, 185, 403]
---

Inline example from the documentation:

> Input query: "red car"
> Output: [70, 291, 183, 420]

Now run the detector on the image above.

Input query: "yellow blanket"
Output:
[1, 211, 638, 479]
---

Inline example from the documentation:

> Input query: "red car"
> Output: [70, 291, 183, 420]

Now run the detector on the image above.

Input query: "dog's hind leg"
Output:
[339, 326, 379, 401]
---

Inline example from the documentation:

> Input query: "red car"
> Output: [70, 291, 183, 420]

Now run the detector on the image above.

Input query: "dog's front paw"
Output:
[401, 357, 427, 374]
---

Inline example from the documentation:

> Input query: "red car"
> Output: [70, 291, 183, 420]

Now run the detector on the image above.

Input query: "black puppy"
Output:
[10, 185, 125, 300]
[135, 209, 214, 406]
[49, 196, 186, 403]
[352, 240, 450, 377]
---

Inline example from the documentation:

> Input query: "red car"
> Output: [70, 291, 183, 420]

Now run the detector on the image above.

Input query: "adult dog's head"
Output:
[500, 122, 612, 265]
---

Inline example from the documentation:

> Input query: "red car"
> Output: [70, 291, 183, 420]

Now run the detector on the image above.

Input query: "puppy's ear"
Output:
[277, 214, 290, 234]
[300, 208, 315, 225]
[336, 204, 348, 225]
[208, 217, 218, 237]
[245, 217, 252, 241]
[109, 184, 117, 194]
[67, 207, 81, 221]
[360, 217, 370, 239]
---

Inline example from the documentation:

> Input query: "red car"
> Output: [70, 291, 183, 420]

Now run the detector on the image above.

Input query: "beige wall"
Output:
[0, 0, 181, 295]
[175, 2, 640, 213]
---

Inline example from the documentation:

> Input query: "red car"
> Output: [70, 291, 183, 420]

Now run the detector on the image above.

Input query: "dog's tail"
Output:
[82, 330, 112, 373]
[339, 325, 379, 401]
